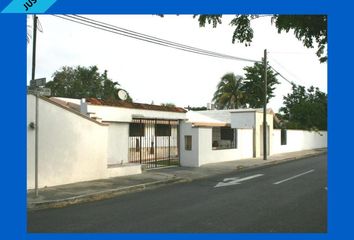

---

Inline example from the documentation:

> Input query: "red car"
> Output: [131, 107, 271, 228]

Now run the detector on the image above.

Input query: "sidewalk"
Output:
[27, 148, 327, 210]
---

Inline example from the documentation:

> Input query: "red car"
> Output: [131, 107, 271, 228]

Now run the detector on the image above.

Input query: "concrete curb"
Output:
[27, 150, 326, 211]
[174, 151, 327, 183]
[230, 151, 327, 173]
[27, 177, 189, 211]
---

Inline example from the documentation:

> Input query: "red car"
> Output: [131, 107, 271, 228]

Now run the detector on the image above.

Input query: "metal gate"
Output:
[128, 118, 180, 169]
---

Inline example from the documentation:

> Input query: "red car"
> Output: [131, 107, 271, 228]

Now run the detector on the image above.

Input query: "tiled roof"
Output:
[86, 98, 187, 113]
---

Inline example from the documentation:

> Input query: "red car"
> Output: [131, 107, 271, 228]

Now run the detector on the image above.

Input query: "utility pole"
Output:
[263, 49, 267, 160]
[32, 14, 39, 197]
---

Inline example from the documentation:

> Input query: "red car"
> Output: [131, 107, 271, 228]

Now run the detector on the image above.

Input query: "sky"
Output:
[27, 15, 327, 112]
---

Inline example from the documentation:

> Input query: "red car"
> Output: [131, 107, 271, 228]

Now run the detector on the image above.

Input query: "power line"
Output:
[52, 14, 260, 63]
[72, 14, 258, 63]
[53, 15, 236, 60]
[268, 56, 304, 84]
[269, 65, 294, 85]
[53, 15, 300, 87]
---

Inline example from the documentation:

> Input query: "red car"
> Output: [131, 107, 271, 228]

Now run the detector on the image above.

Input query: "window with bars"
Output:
[129, 123, 145, 137]
[155, 124, 171, 136]
[212, 127, 237, 150]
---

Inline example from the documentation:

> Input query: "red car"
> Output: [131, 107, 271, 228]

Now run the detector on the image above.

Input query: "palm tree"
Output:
[212, 73, 246, 109]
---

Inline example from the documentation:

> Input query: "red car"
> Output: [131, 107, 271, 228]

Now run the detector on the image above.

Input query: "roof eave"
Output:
[191, 122, 230, 128]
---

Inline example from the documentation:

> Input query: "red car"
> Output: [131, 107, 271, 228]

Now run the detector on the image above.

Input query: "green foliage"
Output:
[194, 15, 223, 28]
[229, 15, 254, 46]
[213, 61, 279, 110]
[160, 103, 176, 107]
[212, 73, 247, 109]
[194, 14, 327, 62]
[187, 106, 208, 111]
[45, 65, 132, 101]
[242, 60, 279, 108]
[273, 15, 327, 62]
[279, 84, 327, 130]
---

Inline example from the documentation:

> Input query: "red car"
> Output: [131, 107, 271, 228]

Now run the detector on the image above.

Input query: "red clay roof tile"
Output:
[86, 98, 187, 113]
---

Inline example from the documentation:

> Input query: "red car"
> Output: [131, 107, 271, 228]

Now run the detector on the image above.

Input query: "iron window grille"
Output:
[155, 124, 171, 136]
[212, 127, 238, 150]
[129, 123, 145, 137]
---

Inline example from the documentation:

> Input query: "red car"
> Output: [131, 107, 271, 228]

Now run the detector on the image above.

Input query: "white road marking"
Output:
[223, 177, 238, 182]
[273, 169, 315, 185]
[215, 174, 264, 188]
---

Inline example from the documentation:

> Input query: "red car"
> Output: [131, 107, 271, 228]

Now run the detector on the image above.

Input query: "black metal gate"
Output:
[128, 118, 180, 169]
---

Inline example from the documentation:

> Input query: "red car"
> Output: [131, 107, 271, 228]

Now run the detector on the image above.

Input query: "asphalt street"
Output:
[27, 154, 327, 233]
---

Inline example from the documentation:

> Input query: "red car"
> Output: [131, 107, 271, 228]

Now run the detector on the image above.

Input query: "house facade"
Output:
[179, 109, 274, 167]
[27, 94, 327, 189]
[81, 98, 186, 169]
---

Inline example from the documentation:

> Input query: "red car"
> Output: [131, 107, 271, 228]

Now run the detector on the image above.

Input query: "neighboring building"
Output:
[81, 98, 187, 169]
[27, 94, 327, 189]
[179, 109, 274, 167]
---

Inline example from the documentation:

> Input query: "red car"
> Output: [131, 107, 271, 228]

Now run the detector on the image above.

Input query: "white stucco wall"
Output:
[27, 95, 109, 189]
[179, 122, 199, 167]
[231, 111, 255, 129]
[180, 124, 253, 167]
[107, 123, 129, 165]
[272, 129, 327, 154]
[27, 96, 36, 190]
[27, 95, 142, 190]
[198, 128, 254, 166]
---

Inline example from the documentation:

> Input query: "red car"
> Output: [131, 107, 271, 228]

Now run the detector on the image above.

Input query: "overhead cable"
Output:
[53, 14, 260, 63]
[269, 65, 294, 85]
[53, 15, 301, 87]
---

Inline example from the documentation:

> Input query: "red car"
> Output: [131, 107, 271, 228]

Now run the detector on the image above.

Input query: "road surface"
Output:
[28, 154, 327, 233]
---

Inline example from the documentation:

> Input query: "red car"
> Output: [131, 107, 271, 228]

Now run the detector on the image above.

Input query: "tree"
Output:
[186, 106, 208, 111]
[160, 103, 176, 107]
[213, 73, 247, 109]
[194, 15, 327, 62]
[45, 65, 132, 101]
[242, 60, 279, 108]
[279, 84, 327, 130]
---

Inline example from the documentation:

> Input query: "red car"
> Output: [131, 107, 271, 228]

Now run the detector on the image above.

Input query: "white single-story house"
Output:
[180, 109, 274, 167]
[27, 94, 327, 189]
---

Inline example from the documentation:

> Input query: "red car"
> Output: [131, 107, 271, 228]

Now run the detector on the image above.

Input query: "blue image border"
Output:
[0, 0, 349, 239]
